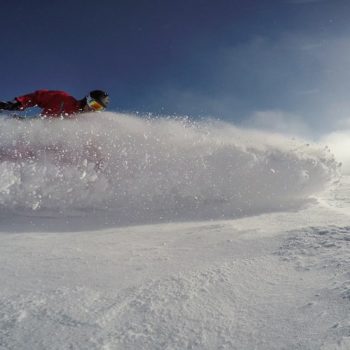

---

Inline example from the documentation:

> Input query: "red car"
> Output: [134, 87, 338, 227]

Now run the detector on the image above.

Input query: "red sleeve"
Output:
[15, 90, 50, 110]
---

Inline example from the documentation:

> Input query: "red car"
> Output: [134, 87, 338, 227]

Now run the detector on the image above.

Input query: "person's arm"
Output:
[14, 91, 43, 110]
[0, 99, 21, 111]
[0, 90, 43, 111]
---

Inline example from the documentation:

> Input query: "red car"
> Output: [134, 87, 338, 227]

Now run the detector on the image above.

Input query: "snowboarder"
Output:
[0, 89, 109, 118]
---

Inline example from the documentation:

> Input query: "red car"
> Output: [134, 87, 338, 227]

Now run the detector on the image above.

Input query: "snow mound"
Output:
[0, 259, 328, 350]
[277, 225, 350, 347]
[278, 225, 350, 272]
[0, 112, 340, 224]
[278, 225, 350, 302]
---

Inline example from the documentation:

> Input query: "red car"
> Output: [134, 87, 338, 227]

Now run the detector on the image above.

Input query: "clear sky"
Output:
[2, 0, 350, 134]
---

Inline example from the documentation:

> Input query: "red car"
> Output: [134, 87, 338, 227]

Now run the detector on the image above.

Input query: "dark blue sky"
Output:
[2, 0, 350, 132]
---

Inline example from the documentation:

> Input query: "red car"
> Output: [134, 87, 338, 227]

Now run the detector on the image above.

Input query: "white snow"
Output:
[0, 113, 340, 221]
[0, 113, 349, 349]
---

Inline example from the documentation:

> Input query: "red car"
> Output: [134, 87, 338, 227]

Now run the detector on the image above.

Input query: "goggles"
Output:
[86, 95, 106, 111]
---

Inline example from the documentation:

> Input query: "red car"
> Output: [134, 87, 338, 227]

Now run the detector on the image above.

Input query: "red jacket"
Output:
[16, 90, 83, 118]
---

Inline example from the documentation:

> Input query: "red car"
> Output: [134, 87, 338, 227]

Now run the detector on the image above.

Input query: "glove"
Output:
[0, 101, 8, 110]
[0, 100, 21, 111]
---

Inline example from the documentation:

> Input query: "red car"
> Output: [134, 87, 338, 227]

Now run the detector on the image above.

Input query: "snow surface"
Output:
[0, 113, 349, 349]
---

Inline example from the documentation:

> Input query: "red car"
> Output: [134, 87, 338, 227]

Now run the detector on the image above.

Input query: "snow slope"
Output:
[0, 113, 349, 349]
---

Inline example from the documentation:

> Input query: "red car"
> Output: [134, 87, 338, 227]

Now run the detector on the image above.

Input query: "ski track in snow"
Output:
[0, 113, 349, 349]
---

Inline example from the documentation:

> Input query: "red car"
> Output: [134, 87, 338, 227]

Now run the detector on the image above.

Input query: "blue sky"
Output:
[2, 0, 350, 133]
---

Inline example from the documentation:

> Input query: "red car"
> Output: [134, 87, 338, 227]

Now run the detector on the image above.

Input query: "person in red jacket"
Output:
[0, 89, 109, 118]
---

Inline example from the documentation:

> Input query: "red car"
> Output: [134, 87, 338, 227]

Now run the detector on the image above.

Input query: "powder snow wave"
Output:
[0, 112, 341, 224]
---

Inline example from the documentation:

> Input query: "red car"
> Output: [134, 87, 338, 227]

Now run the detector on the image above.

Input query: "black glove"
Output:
[0, 100, 21, 111]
